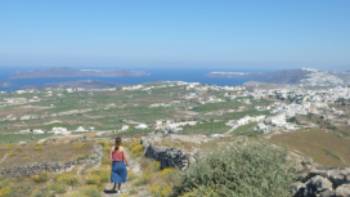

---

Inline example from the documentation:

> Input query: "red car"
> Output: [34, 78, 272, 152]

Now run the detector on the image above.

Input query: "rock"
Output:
[291, 182, 305, 196]
[346, 174, 350, 183]
[319, 190, 336, 197]
[335, 184, 350, 197]
[310, 169, 329, 178]
[328, 170, 347, 188]
[141, 134, 197, 170]
[143, 144, 190, 170]
[307, 175, 333, 194]
[293, 168, 350, 197]
[294, 175, 334, 197]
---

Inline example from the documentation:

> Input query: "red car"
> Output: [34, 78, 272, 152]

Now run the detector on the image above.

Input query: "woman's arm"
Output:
[123, 150, 128, 166]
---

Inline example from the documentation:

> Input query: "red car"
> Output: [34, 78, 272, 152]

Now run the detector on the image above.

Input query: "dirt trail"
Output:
[102, 149, 150, 197]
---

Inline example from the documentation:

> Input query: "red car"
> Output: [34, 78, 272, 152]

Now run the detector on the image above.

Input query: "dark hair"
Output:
[114, 137, 122, 151]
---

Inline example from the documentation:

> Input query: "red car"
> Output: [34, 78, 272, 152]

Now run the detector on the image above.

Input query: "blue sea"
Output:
[0, 67, 264, 92]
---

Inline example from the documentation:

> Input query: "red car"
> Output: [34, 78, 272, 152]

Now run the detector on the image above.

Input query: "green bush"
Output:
[48, 183, 66, 194]
[173, 142, 296, 197]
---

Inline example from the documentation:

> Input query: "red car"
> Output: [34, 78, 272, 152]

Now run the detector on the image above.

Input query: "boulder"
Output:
[290, 182, 306, 196]
[293, 175, 334, 197]
[336, 184, 350, 197]
[328, 170, 348, 188]
[306, 175, 333, 195]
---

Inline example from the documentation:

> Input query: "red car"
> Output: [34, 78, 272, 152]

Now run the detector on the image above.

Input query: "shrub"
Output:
[93, 165, 110, 183]
[31, 173, 49, 183]
[159, 168, 176, 177]
[85, 174, 100, 185]
[0, 179, 10, 188]
[34, 144, 44, 152]
[140, 159, 160, 173]
[85, 166, 110, 189]
[129, 140, 144, 157]
[55, 172, 79, 186]
[48, 183, 66, 194]
[148, 167, 180, 197]
[173, 142, 296, 197]
[149, 184, 172, 197]
[134, 159, 161, 187]
[0, 187, 12, 197]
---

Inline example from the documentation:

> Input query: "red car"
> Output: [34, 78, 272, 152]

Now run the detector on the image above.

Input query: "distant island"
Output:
[12, 67, 148, 79]
[208, 69, 309, 84]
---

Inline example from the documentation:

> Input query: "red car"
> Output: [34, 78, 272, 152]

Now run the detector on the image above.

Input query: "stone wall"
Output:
[0, 144, 103, 177]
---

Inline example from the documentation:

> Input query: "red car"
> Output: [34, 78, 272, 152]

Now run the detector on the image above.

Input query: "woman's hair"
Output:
[114, 136, 122, 151]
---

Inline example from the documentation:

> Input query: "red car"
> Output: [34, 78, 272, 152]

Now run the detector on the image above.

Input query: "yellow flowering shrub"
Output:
[0, 187, 12, 197]
[31, 172, 49, 183]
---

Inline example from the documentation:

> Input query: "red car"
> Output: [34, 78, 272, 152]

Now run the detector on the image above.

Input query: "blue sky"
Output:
[0, 0, 349, 69]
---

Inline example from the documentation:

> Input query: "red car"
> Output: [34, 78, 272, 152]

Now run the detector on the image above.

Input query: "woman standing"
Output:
[110, 136, 128, 193]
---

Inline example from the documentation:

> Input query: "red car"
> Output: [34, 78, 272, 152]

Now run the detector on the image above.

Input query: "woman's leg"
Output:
[118, 183, 121, 191]
[112, 183, 117, 191]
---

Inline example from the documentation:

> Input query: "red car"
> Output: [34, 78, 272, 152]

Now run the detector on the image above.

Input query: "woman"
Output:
[110, 136, 128, 193]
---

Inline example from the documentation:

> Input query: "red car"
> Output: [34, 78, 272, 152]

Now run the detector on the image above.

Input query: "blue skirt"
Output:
[111, 161, 127, 184]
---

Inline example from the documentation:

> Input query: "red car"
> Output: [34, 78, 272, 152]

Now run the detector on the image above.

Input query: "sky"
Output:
[0, 0, 349, 70]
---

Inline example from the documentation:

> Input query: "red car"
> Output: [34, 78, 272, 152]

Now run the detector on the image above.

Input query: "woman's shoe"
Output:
[103, 189, 117, 194]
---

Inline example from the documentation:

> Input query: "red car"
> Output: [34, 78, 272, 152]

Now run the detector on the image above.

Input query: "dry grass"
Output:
[63, 185, 101, 197]
[148, 168, 178, 197]
[55, 171, 80, 186]
[0, 187, 12, 197]
[0, 141, 94, 169]
[270, 128, 350, 167]
[128, 140, 144, 157]
[0, 137, 182, 197]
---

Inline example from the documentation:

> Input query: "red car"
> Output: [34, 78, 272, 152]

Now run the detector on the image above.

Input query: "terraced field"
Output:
[0, 83, 270, 141]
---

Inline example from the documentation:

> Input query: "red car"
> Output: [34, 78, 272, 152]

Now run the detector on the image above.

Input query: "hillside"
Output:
[0, 69, 350, 196]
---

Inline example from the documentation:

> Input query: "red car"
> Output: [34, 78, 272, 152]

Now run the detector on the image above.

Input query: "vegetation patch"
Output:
[55, 172, 80, 186]
[173, 141, 295, 197]
[31, 172, 49, 183]
[270, 128, 350, 167]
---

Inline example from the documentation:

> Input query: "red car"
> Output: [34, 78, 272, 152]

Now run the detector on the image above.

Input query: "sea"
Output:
[0, 67, 267, 92]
